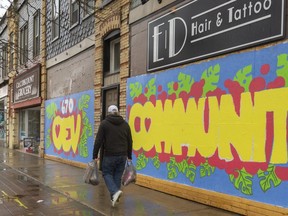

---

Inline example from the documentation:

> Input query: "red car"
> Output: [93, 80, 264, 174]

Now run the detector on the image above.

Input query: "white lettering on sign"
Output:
[16, 75, 34, 89]
[228, 0, 272, 23]
[169, 17, 187, 58]
[152, 23, 165, 63]
[148, 0, 282, 71]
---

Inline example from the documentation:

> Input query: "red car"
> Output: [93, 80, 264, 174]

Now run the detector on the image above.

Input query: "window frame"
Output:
[19, 23, 29, 65]
[83, 0, 95, 18]
[33, 10, 40, 57]
[52, 0, 60, 40]
[9, 33, 14, 70]
[109, 37, 120, 74]
[70, 0, 80, 28]
[1, 43, 8, 79]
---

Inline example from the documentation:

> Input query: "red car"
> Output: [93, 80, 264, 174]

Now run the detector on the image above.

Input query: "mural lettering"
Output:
[127, 43, 288, 202]
[45, 91, 94, 163]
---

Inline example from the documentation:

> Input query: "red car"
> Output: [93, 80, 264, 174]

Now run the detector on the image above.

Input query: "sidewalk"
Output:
[1, 147, 240, 216]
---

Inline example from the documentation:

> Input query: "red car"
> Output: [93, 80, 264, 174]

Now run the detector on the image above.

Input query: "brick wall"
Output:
[94, 0, 130, 132]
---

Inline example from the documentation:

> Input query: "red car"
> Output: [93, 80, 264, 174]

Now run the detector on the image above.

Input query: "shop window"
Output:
[70, 0, 79, 27]
[33, 10, 40, 57]
[103, 30, 120, 75]
[19, 108, 40, 142]
[20, 24, 28, 65]
[52, 0, 60, 39]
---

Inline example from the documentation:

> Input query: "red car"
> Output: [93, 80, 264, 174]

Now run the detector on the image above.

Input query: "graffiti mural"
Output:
[127, 43, 288, 207]
[45, 90, 94, 164]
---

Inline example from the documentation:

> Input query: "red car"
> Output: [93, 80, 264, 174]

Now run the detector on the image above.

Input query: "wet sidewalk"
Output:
[0, 147, 241, 216]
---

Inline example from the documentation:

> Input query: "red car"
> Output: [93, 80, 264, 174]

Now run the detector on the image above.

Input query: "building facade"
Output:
[44, 0, 96, 165]
[1, 0, 288, 215]
[0, 13, 9, 148]
[128, 0, 288, 215]
[4, 0, 43, 154]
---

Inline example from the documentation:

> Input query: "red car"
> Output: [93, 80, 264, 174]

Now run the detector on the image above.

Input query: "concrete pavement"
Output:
[0, 147, 241, 215]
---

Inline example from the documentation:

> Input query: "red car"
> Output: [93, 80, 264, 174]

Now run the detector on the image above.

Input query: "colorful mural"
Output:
[127, 42, 288, 207]
[45, 90, 94, 164]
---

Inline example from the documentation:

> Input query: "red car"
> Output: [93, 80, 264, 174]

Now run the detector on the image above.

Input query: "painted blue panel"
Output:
[128, 42, 288, 208]
[44, 90, 94, 164]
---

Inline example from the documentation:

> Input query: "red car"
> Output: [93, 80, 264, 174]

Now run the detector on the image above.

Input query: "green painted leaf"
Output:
[229, 169, 253, 195]
[167, 81, 174, 95]
[79, 94, 90, 111]
[144, 78, 156, 99]
[45, 129, 51, 149]
[167, 158, 178, 179]
[152, 155, 160, 169]
[136, 153, 149, 170]
[200, 160, 215, 178]
[277, 54, 288, 87]
[185, 163, 197, 183]
[129, 82, 143, 99]
[46, 103, 57, 119]
[201, 64, 220, 96]
[167, 73, 194, 97]
[257, 165, 282, 192]
[233, 65, 253, 92]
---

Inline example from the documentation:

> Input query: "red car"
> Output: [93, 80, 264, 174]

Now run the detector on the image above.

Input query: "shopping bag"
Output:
[89, 162, 100, 185]
[83, 161, 94, 184]
[83, 161, 100, 185]
[121, 161, 136, 186]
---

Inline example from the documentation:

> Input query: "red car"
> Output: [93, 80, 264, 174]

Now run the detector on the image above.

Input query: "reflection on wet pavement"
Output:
[0, 147, 241, 216]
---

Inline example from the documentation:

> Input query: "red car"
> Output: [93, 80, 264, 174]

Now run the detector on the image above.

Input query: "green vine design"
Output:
[152, 155, 161, 169]
[167, 157, 196, 183]
[144, 78, 157, 99]
[78, 94, 92, 158]
[200, 160, 215, 178]
[136, 153, 149, 170]
[45, 102, 57, 149]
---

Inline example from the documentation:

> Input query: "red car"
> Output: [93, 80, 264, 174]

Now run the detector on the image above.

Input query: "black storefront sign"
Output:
[13, 64, 40, 104]
[148, 0, 286, 71]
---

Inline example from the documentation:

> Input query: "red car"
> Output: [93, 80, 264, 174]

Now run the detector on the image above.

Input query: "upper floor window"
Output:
[9, 33, 14, 70]
[33, 10, 40, 57]
[83, 0, 95, 17]
[20, 24, 28, 65]
[0, 43, 8, 79]
[103, 30, 120, 75]
[52, 0, 60, 39]
[70, 0, 79, 27]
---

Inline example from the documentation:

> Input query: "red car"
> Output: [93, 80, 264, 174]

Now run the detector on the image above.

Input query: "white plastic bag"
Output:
[121, 161, 136, 186]
[83, 161, 100, 185]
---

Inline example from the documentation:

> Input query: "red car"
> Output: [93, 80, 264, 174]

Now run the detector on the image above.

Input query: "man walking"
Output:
[93, 105, 133, 207]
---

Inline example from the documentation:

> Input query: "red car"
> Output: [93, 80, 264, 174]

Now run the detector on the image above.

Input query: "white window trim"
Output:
[52, 0, 60, 40]
[70, 0, 79, 28]
[33, 11, 40, 57]
[110, 38, 120, 74]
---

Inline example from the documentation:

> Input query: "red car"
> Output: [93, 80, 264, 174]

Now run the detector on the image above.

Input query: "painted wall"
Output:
[127, 42, 288, 208]
[44, 90, 94, 164]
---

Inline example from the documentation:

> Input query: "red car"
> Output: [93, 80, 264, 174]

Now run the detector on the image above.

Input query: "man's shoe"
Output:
[111, 190, 122, 207]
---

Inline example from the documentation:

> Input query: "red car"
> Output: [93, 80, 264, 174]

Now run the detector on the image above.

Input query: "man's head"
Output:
[108, 105, 119, 115]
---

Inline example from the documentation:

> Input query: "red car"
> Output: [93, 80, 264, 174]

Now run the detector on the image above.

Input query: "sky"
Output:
[0, 0, 11, 17]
